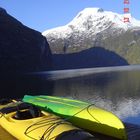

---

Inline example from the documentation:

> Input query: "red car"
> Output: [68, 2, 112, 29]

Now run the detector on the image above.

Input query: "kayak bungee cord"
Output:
[24, 116, 73, 140]
[24, 103, 99, 140]
[40, 104, 101, 140]
[57, 103, 102, 124]
[87, 104, 101, 124]
[40, 121, 73, 140]
[24, 117, 61, 140]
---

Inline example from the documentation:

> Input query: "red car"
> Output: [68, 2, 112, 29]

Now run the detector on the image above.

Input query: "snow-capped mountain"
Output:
[43, 8, 140, 40]
[42, 8, 140, 67]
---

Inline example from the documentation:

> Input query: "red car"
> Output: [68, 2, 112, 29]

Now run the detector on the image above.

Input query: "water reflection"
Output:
[51, 70, 140, 125]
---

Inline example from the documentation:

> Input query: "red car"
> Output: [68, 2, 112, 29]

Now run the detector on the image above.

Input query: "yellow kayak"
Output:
[0, 100, 95, 140]
[0, 126, 17, 140]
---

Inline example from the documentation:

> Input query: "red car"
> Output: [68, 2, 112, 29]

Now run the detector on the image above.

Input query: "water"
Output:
[9, 65, 140, 126]
[37, 65, 140, 125]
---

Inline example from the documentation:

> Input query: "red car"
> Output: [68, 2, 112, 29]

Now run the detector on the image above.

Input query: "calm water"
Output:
[39, 66, 140, 125]
[1, 65, 140, 139]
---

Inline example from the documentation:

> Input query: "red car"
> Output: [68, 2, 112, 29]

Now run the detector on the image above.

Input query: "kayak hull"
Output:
[23, 95, 127, 140]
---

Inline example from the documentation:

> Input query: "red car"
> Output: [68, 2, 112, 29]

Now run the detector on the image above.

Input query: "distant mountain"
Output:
[53, 47, 128, 70]
[43, 8, 140, 69]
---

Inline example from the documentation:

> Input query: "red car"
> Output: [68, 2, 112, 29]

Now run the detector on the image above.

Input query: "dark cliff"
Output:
[0, 8, 52, 98]
[0, 8, 52, 74]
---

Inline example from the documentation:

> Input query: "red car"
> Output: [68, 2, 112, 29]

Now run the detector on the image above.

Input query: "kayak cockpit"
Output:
[0, 101, 43, 120]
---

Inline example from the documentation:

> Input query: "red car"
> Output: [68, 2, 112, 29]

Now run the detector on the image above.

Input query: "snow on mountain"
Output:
[42, 8, 140, 39]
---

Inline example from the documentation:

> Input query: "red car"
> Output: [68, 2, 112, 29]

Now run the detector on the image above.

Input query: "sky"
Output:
[0, 0, 139, 32]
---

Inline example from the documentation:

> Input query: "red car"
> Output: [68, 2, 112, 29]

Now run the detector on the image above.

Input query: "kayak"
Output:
[23, 95, 127, 140]
[0, 126, 17, 140]
[0, 100, 95, 140]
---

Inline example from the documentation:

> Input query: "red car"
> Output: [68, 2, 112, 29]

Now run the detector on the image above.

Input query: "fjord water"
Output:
[43, 65, 140, 125]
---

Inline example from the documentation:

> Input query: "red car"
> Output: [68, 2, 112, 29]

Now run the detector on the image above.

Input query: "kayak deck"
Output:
[0, 126, 17, 140]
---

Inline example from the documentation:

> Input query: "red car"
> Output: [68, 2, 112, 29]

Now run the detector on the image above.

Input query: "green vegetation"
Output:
[47, 28, 140, 65]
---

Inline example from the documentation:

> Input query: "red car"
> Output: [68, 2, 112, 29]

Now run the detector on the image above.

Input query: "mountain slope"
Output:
[0, 7, 52, 98]
[43, 8, 140, 68]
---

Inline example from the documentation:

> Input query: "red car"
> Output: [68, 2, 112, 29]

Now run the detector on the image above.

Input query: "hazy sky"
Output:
[0, 0, 139, 32]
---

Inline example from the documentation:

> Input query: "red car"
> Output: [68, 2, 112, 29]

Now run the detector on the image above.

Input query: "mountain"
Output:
[0, 7, 52, 73]
[42, 8, 140, 69]
[0, 7, 52, 98]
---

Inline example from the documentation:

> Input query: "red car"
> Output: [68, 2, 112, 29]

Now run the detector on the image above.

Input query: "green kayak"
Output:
[23, 95, 127, 140]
